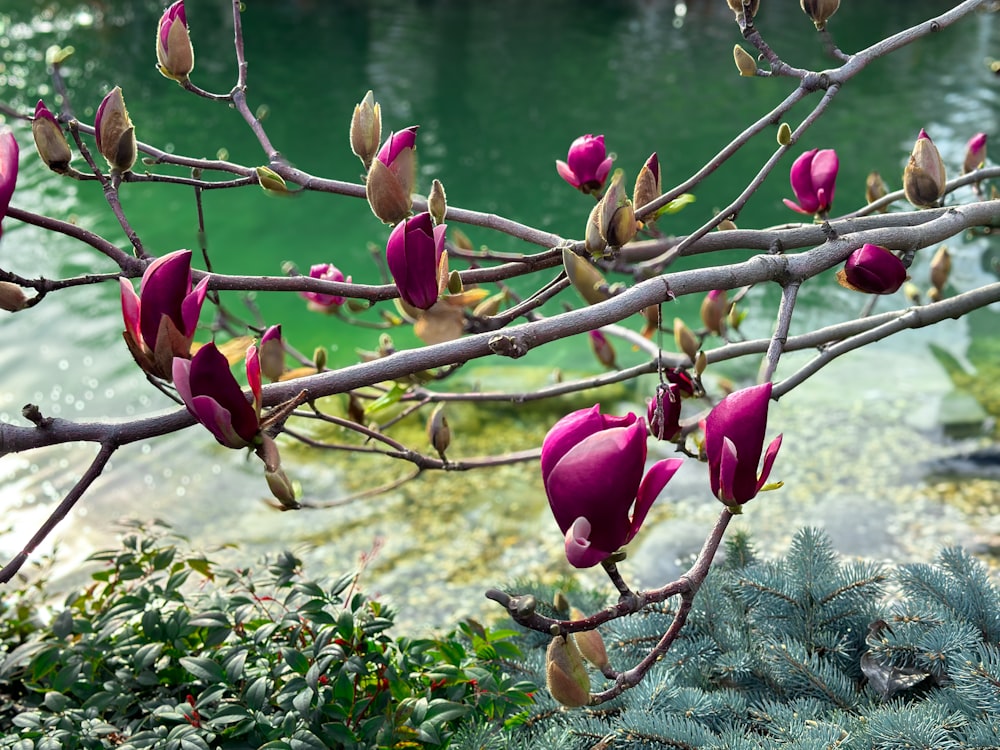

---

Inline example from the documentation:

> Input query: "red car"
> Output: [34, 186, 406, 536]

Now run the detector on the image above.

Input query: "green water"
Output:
[1, 0, 998, 627]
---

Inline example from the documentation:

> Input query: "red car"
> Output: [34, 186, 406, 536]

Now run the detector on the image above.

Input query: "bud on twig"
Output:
[903, 129, 946, 209]
[545, 635, 591, 708]
[800, 0, 840, 30]
[427, 404, 450, 462]
[777, 123, 792, 147]
[0, 281, 28, 312]
[598, 169, 637, 248]
[350, 90, 381, 171]
[865, 171, 888, 211]
[632, 152, 661, 211]
[733, 45, 758, 77]
[929, 245, 951, 293]
[569, 607, 610, 671]
[32, 100, 72, 173]
[674, 317, 700, 362]
[95, 86, 136, 173]
[589, 330, 616, 369]
[563, 247, 611, 306]
[428, 178, 447, 226]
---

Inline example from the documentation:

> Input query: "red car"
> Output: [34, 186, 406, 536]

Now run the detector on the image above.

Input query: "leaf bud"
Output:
[865, 171, 888, 211]
[312, 346, 327, 371]
[733, 45, 758, 77]
[427, 404, 450, 462]
[777, 123, 792, 146]
[447, 269, 463, 295]
[545, 635, 591, 708]
[727, 0, 760, 25]
[929, 245, 951, 293]
[265, 465, 299, 510]
[717, 219, 737, 231]
[800, 0, 840, 30]
[695, 350, 708, 376]
[598, 169, 637, 248]
[428, 178, 447, 226]
[256, 166, 288, 194]
[700, 289, 728, 337]
[584, 203, 607, 258]
[674, 317, 700, 362]
[569, 608, 609, 671]
[563, 247, 611, 306]
[0, 281, 28, 312]
[31, 100, 72, 173]
[350, 90, 381, 171]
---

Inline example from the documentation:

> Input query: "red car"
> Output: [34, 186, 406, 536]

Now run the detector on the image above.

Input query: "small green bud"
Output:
[777, 122, 792, 146]
[447, 269, 463, 295]
[733, 45, 758, 77]
[428, 178, 447, 226]
[256, 166, 288, 193]
[312, 346, 327, 371]
[427, 404, 450, 462]
[674, 317, 700, 362]
[563, 247, 611, 306]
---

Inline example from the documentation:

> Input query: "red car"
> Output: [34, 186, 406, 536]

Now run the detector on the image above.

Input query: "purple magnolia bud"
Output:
[840, 243, 907, 295]
[173, 342, 262, 449]
[31, 100, 71, 173]
[700, 289, 728, 336]
[156, 0, 194, 82]
[647, 383, 682, 442]
[556, 134, 614, 195]
[633, 152, 661, 210]
[258, 324, 285, 382]
[120, 249, 210, 380]
[703, 382, 782, 507]
[589, 330, 616, 369]
[95, 86, 136, 172]
[782, 148, 838, 216]
[366, 126, 418, 224]
[386, 212, 447, 310]
[903, 129, 946, 208]
[963, 132, 987, 175]
[541, 404, 684, 568]
[300, 263, 351, 310]
[0, 130, 17, 228]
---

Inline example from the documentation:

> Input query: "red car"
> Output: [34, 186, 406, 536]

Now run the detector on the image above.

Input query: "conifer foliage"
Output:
[459, 529, 1000, 750]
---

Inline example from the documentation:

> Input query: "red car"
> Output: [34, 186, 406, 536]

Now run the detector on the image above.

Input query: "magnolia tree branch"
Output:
[0, 0, 996, 707]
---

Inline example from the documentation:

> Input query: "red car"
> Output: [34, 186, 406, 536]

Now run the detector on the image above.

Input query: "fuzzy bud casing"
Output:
[733, 45, 757, 77]
[0, 282, 27, 312]
[598, 169, 636, 248]
[156, 0, 194, 82]
[545, 635, 591, 708]
[903, 129, 946, 209]
[929, 245, 951, 293]
[800, 0, 839, 29]
[94, 86, 136, 173]
[350, 90, 381, 171]
[31, 100, 72, 173]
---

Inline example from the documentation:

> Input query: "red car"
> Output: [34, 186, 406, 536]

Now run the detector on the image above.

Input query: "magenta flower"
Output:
[300, 263, 351, 310]
[173, 342, 262, 449]
[556, 134, 614, 194]
[0, 129, 18, 229]
[376, 126, 418, 167]
[386, 211, 446, 310]
[704, 382, 782, 506]
[782, 148, 838, 216]
[647, 383, 682, 442]
[120, 249, 209, 380]
[156, 0, 194, 82]
[841, 243, 906, 295]
[541, 404, 684, 568]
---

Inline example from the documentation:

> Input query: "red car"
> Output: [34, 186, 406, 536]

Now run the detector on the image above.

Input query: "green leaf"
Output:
[180, 656, 226, 684]
[134, 642, 165, 671]
[244, 675, 270, 711]
[51, 661, 81, 693]
[281, 647, 310, 675]
[51, 608, 73, 638]
[364, 382, 406, 416]
[289, 729, 327, 750]
[224, 648, 248, 683]
[653, 193, 696, 218]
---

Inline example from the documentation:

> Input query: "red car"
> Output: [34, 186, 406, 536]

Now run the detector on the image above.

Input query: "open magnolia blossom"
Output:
[172, 342, 262, 450]
[120, 249, 209, 380]
[783, 148, 838, 216]
[703, 382, 783, 507]
[541, 404, 683, 568]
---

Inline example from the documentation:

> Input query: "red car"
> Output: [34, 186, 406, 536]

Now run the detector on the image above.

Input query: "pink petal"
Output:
[564, 517, 608, 568]
[755, 433, 783, 492]
[556, 160, 580, 188]
[629, 457, 684, 541]
[718, 436, 740, 504]
[119, 277, 142, 345]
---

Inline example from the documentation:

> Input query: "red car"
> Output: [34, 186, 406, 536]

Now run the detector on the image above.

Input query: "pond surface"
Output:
[0, 0, 998, 630]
